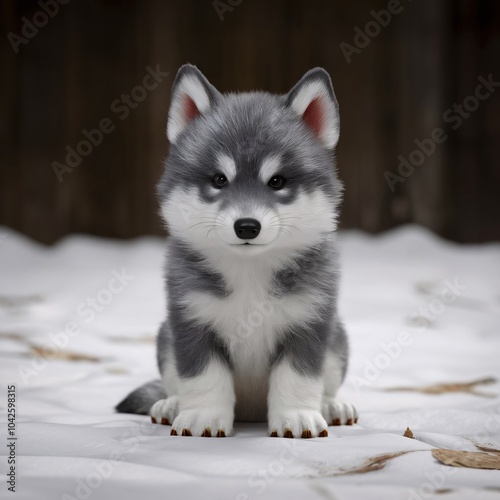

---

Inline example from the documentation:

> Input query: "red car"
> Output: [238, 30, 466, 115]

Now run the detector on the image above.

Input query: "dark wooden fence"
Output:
[1, 0, 499, 243]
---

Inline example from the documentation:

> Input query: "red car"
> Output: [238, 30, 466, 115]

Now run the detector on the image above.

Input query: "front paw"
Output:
[268, 409, 328, 438]
[170, 408, 234, 437]
[321, 398, 358, 425]
[150, 396, 179, 425]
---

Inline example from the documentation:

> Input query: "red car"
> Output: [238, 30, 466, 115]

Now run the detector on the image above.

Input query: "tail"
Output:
[115, 379, 166, 415]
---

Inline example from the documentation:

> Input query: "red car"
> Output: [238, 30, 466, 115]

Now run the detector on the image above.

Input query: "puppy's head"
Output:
[159, 64, 343, 258]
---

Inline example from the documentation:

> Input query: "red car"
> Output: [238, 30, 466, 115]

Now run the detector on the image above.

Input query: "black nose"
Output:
[234, 218, 261, 240]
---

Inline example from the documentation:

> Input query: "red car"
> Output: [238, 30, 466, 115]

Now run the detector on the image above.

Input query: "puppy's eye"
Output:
[212, 173, 228, 188]
[268, 175, 286, 190]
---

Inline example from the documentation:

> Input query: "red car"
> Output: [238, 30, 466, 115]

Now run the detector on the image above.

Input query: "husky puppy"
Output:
[116, 64, 357, 438]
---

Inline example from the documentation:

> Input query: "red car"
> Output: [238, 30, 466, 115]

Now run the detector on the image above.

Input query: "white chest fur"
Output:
[180, 254, 327, 420]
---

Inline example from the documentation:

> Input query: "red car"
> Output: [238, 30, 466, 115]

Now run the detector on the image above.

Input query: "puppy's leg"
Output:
[268, 353, 329, 438]
[321, 321, 358, 425]
[152, 355, 234, 436]
[149, 352, 180, 425]
[149, 316, 235, 437]
[149, 322, 180, 425]
[151, 320, 235, 437]
[169, 357, 235, 437]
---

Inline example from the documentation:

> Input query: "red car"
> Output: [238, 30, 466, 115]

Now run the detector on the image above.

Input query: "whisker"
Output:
[282, 224, 302, 233]
[269, 214, 303, 222]
[262, 207, 273, 219]
[188, 221, 224, 230]
[215, 214, 228, 223]
[270, 216, 303, 222]
[268, 222, 302, 234]
[188, 221, 213, 229]
[206, 227, 217, 238]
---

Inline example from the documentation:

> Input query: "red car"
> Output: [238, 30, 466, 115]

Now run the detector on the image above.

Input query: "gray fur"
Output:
[158, 72, 343, 211]
[155, 320, 170, 373]
[115, 379, 165, 415]
[271, 240, 339, 297]
[271, 318, 333, 377]
[169, 310, 232, 378]
[329, 320, 350, 380]
[116, 65, 350, 419]
[167, 240, 229, 299]
[269, 239, 346, 377]
[162, 240, 232, 377]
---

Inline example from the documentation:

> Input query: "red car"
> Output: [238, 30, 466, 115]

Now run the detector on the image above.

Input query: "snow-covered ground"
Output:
[0, 225, 499, 500]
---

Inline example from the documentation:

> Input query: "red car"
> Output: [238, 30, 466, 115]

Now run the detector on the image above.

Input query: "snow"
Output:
[1, 224, 500, 500]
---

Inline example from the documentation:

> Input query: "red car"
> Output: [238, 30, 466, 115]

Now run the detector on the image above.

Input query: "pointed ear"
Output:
[167, 64, 221, 144]
[285, 68, 340, 149]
